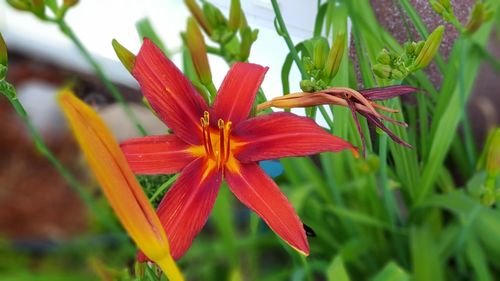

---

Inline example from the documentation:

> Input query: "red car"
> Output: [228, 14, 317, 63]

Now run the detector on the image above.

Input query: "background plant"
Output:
[1, 0, 499, 280]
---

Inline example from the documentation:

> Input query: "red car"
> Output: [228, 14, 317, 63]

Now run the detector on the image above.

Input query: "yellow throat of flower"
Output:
[200, 111, 233, 169]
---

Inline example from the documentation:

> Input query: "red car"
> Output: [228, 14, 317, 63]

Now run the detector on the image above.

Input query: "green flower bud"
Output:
[429, 0, 445, 14]
[373, 64, 392, 79]
[300, 80, 315, 92]
[376, 48, 391, 65]
[203, 2, 226, 29]
[112, 39, 136, 73]
[391, 69, 405, 80]
[412, 25, 444, 71]
[239, 27, 254, 61]
[228, 0, 241, 32]
[30, 0, 45, 18]
[186, 17, 212, 86]
[414, 41, 425, 55]
[313, 37, 329, 70]
[465, 2, 493, 34]
[440, 0, 451, 9]
[481, 188, 496, 206]
[323, 32, 346, 80]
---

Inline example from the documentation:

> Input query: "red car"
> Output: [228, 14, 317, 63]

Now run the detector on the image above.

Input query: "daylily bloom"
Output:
[58, 90, 183, 281]
[257, 85, 418, 156]
[121, 39, 357, 260]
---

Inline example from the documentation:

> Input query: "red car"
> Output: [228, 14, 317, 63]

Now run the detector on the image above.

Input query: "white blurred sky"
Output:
[0, 0, 317, 98]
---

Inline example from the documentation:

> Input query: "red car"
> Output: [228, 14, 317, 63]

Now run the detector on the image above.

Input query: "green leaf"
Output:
[410, 225, 444, 281]
[327, 255, 350, 281]
[136, 18, 169, 57]
[371, 261, 410, 281]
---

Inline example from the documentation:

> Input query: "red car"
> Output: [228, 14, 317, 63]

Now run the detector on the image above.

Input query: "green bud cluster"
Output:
[300, 33, 345, 92]
[185, 0, 258, 62]
[6, 0, 79, 21]
[373, 25, 444, 80]
[429, 0, 456, 23]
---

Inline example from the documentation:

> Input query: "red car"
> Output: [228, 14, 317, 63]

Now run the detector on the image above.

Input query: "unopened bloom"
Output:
[411, 25, 444, 71]
[258, 85, 418, 155]
[58, 90, 183, 281]
[121, 39, 357, 260]
[0, 32, 7, 80]
[185, 17, 212, 86]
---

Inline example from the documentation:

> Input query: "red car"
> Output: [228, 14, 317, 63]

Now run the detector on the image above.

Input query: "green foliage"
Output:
[3, 0, 500, 280]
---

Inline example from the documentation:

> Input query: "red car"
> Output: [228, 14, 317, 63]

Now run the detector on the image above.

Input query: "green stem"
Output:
[270, 0, 334, 131]
[270, 0, 306, 78]
[205, 81, 218, 102]
[0, 81, 117, 229]
[57, 20, 148, 136]
[458, 37, 476, 170]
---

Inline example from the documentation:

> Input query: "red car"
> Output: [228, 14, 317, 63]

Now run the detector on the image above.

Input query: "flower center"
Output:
[200, 111, 232, 168]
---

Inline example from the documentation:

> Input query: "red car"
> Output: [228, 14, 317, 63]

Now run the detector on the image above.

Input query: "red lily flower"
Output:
[121, 39, 357, 260]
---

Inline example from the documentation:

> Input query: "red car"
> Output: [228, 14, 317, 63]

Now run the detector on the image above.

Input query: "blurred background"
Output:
[0, 0, 499, 280]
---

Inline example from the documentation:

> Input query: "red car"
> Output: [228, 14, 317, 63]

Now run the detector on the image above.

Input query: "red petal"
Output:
[120, 135, 196, 175]
[213, 62, 268, 125]
[156, 158, 222, 259]
[225, 162, 309, 255]
[234, 112, 357, 162]
[133, 39, 208, 144]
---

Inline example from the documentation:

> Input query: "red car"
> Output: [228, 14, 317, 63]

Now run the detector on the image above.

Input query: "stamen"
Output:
[225, 121, 232, 160]
[200, 111, 214, 158]
[218, 119, 225, 168]
[200, 117, 209, 154]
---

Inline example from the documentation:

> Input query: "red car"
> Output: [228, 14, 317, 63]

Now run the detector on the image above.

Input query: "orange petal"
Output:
[57, 90, 183, 281]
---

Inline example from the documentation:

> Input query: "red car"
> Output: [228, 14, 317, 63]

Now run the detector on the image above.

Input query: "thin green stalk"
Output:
[0, 81, 116, 229]
[270, 0, 333, 131]
[458, 37, 476, 169]
[57, 20, 148, 136]
[150, 174, 179, 202]
[270, 0, 306, 77]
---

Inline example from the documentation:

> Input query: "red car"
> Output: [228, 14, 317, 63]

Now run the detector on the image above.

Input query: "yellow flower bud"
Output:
[6, 0, 30, 11]
[228, 0, 241, 32]
[63, 0, 79, 7]
[0, 33, 7, 67]
[323, 32, 346, 80]
[186, 17, 212, 86]
[412, 25, 444, 71]
[112, 39, 136, 73]
[184, 0, 212, 36]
